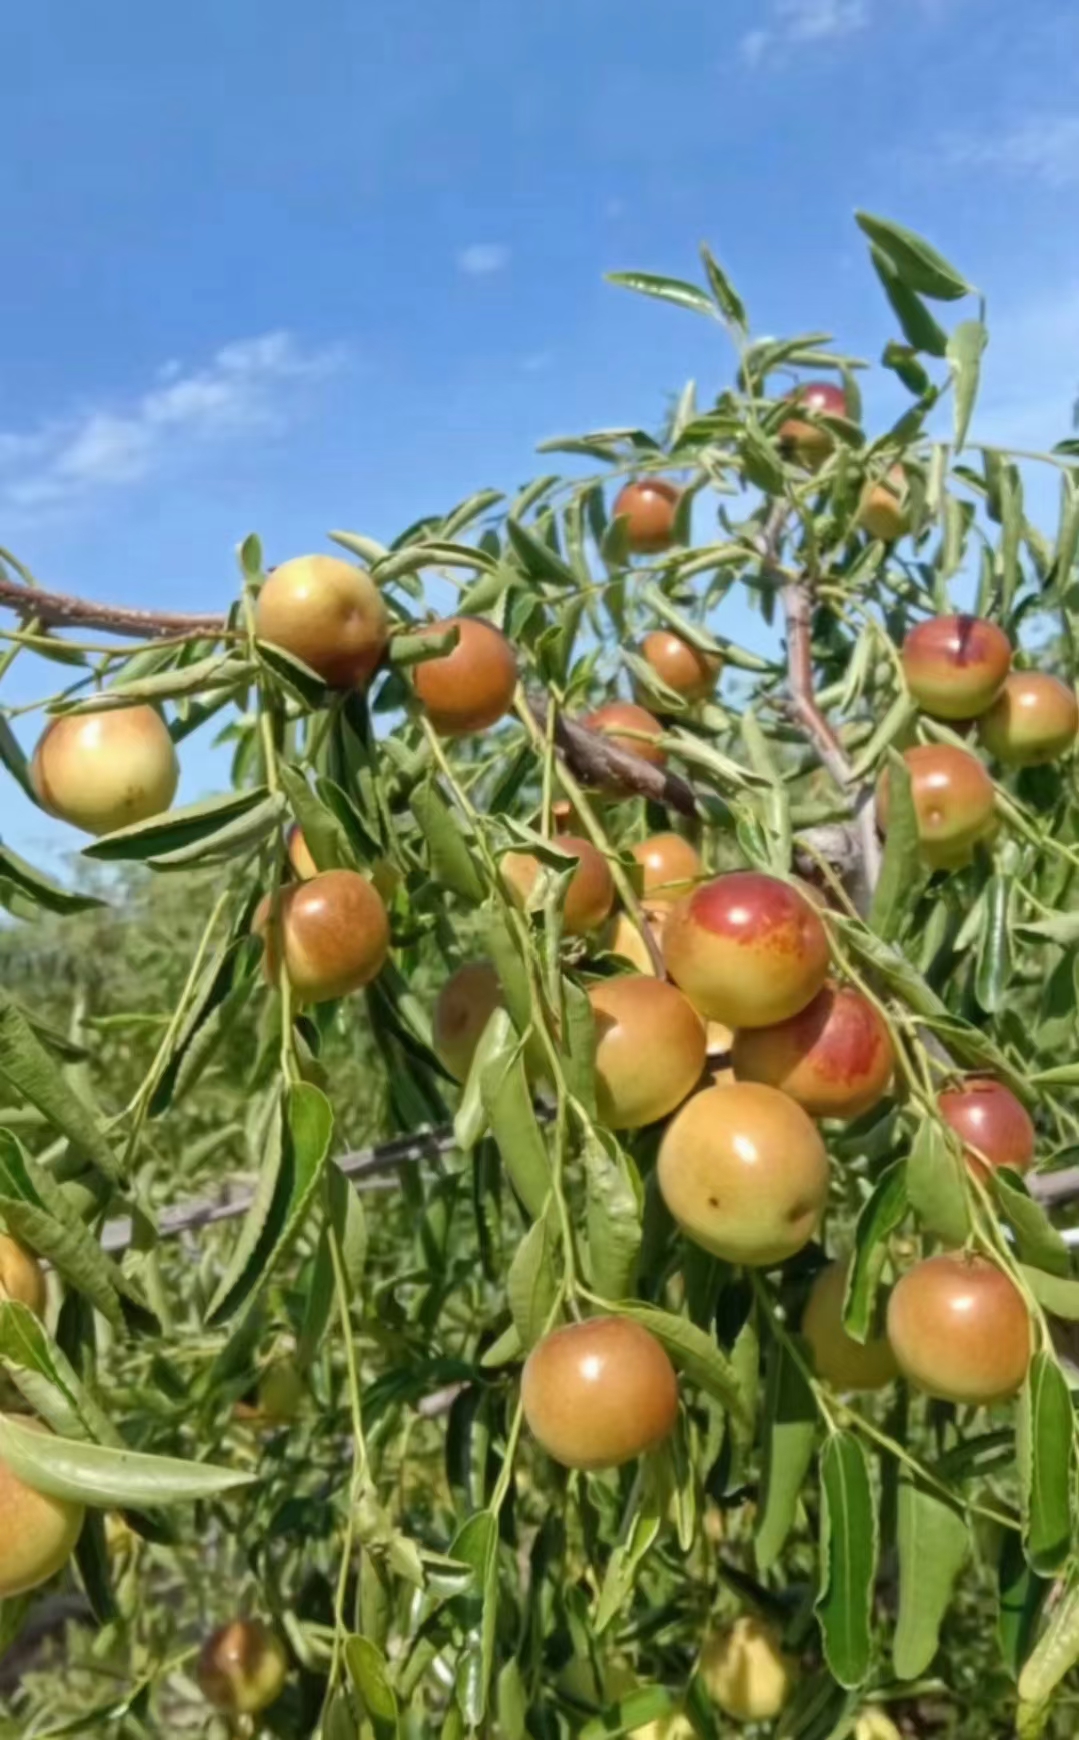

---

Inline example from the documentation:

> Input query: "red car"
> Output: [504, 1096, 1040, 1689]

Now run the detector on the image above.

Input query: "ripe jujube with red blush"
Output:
[640, 630, 721, 703]
[589, 976, 706, 1129]
[521, 1316, 678, 1469]
[978, 671, 1079, 766]
[255, 555, 389, 690]
[255, 869, 389, 1003]
[433, 962, 504, 1082]
[631, 833, 703, 902]
[662, 872, 830, 1028]
[583, 701, 666, 767]
[887, 1253, 1030, 1404]
[902, 614, 1012, 721]
[657, 1082, 829, 1265]
[876, 744, 996, 870]
[412, 616, 517, 736]
[611, 479, 681, 554]
[731, 983, 894, 1119]
[779, 380, 849, 470]
[802, 1260, 898, 1391]
[502, 835, 614, 936]
[31, 705, 179, 837]
[938, 1079, 1035, 1178]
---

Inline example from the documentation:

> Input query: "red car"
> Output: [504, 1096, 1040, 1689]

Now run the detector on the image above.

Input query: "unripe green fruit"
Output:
[700, 1617, 796, 1721]
[855, 1710, 903, 1740]
[257, 1360, 304, 1422]
[31, 705, 179, 836]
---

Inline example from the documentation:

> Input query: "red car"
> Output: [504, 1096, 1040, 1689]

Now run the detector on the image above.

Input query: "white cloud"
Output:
[742, 0, 954, 62]
[0, 331, 347, 518]
[457, 243, 511, 277]
[935, 116, 1079, 187]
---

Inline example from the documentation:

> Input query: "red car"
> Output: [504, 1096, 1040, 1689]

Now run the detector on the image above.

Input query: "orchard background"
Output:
[3, 209, 1079, 1740]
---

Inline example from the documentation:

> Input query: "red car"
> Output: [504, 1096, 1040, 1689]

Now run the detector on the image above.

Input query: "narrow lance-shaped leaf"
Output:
[479, 1045, 551, 1220]
[893, 1470, 968, 1679]
[0, 995, 121, 1183]
[507, 1199, 560, 1351]
[815, 1431, 876, 1689]
[948, 319, 988, 454]
[0, 1413, 252, 1508]
[755, 1335, 818, 1572]
[906, 1118, 970, 1245]
[855, 212, 974, 301]
[584, 1133, 641, 1303]
[843, 1160, 908, 1343]
[1018, 1352, 1074, 1575]
[605, 271, 718, 321]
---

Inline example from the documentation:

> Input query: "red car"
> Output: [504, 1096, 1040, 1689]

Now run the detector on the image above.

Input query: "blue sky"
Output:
[3, 0, 1079, 859]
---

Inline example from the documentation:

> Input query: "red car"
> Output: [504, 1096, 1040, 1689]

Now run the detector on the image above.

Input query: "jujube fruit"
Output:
[700, 1617, 796, 1721]
[604, 911, 660, 975]
[611, 479, 681, 554]
[902, 614, 1011, 721]
[886, 1253, 1030, 1404]
[801, 1260, 898, 1392]
[589, 976, 706, 1129]
[854, 1712, 902, 1740]
[631, 833, 703, 902]
[583, 701, 666, 767]
[662, 872, 830, 1028]
[779, 380, 849, 470]
[433, 962, 504, 1081]
[521, 1316, 678, 1470]
[412, 615, 517, 736]
[858, 466, 909, 541]
[0, 1234, 47, 1317]
[978, 671, 1079, 766]
[876, 744, 996, 869]
[657, 1082, 829, 1266]
[731, 983, 894, 1119]
[0, 1422, 85, 1598]
[502, 835, 615, 936]
[254, 554, 389, 689]
[938, 1079, 1035, 1178]
[641, 630, 721, 703]
[197, 1618, 289, 1715]
[255, 869, 389, 1003]
[31, 705, 179, 836]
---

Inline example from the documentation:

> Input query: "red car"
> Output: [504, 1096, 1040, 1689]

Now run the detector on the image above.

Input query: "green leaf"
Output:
[0, 1302, 118, 1444]
[974, 873, 1013, 1013]
[448, 1511, 499, 1724]
[948, 320, 988, 454]
[595, 1462, 669, 1633]
[815, 1432, 876, 1689]
[345, 1636, 400, 1737]
[869, 751, 923, 941]
[893, 1471, 968, 1678]
[855, 212, 973, 301]
[1000, 1530, 1048, 1681]
[208, 1083, 334, 1324]
[1018, 1565, 1079, 1709]
[277, 764, 358, 872]
[479, 1047, 551, 1220]
[410, 780, 486, 903]
[699, 244, 748, 330]
[505, 517, 579, 588]
[868, 246, 949, 357]
[0, 847, 105, 915]
[0, 995, 121, 1182]
[613, 1302, 751, 1428]
[755, 1337, 818, 1571]
[55, 654, 249, 712]
[844, 1161, 907, 1343]
[583, 1133, 642, 1302]
[850, 693, 919, 782]
[0, 715, 33, 799]
[605, 270, 718, 320]
[507, 1199, 560, 1350]
[996, 1174, 1069, 1277]
[0, 1413, 252, 1507]
[148, 793, 285, 870]
[906, 1119, 970, 1245]
[83, 788, 272, 862]
[1020, 1265, 1079, 1319]
[1018, 1352, 1074, 1574]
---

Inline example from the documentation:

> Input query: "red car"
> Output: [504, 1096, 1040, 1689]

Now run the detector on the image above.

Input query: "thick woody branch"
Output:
[526, 689, 698, 818]
[0, 576, 228, 641]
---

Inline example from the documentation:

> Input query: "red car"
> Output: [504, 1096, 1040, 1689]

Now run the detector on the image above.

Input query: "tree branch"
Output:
[526, 689, 698, 818]
[0, 576, 229, 641]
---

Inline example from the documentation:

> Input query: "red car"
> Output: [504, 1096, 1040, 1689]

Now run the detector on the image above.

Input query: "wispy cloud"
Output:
[742, 0, 954, 64]
[0, 331, 347, 517]
[934, 115, 1079, 187]
[457, 243, 511, 277]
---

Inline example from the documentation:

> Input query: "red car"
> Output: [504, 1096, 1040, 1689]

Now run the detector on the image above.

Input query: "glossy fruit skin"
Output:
[731, 983, 894, 1120]
[604, 911, 659, 975]
[31, 706, 179, 837]
[255, 555, 389, 689]
[583, 701, 666, 767]
[876, 744, 996, 870]
[589, 976, 706, 1130]
[433, 962, 504, 1081]
[978, 671, 1079, 765]
[632, 834, 703, 902]
[502, 835, 615, 936]
[779, 381, 849, 469]
[256, 870, 390, 1003]
[663, 872, 830, 1028]
[641, 630, 721, 703]
[902, 614, 1012, 721]
[257, 1361, 304, 1422]
[657, 1082, 829, 1266]
[700, 1618, 796, 1721]
[938, 1079, 1035, 1178]
[521, 1316, 678, 1470]
[612, 479, 681, 554]
[0, 1423, 85, 1598]
[802, 1261, 898, 1392]
[887, 1253, 1030, 1404]
[0, 1234, 47, 1317]
[197, 1619, 289, 1715]
[412, 616, 517, 736]
[286, 824, 318, 880]
[858, 467, 908, 541]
